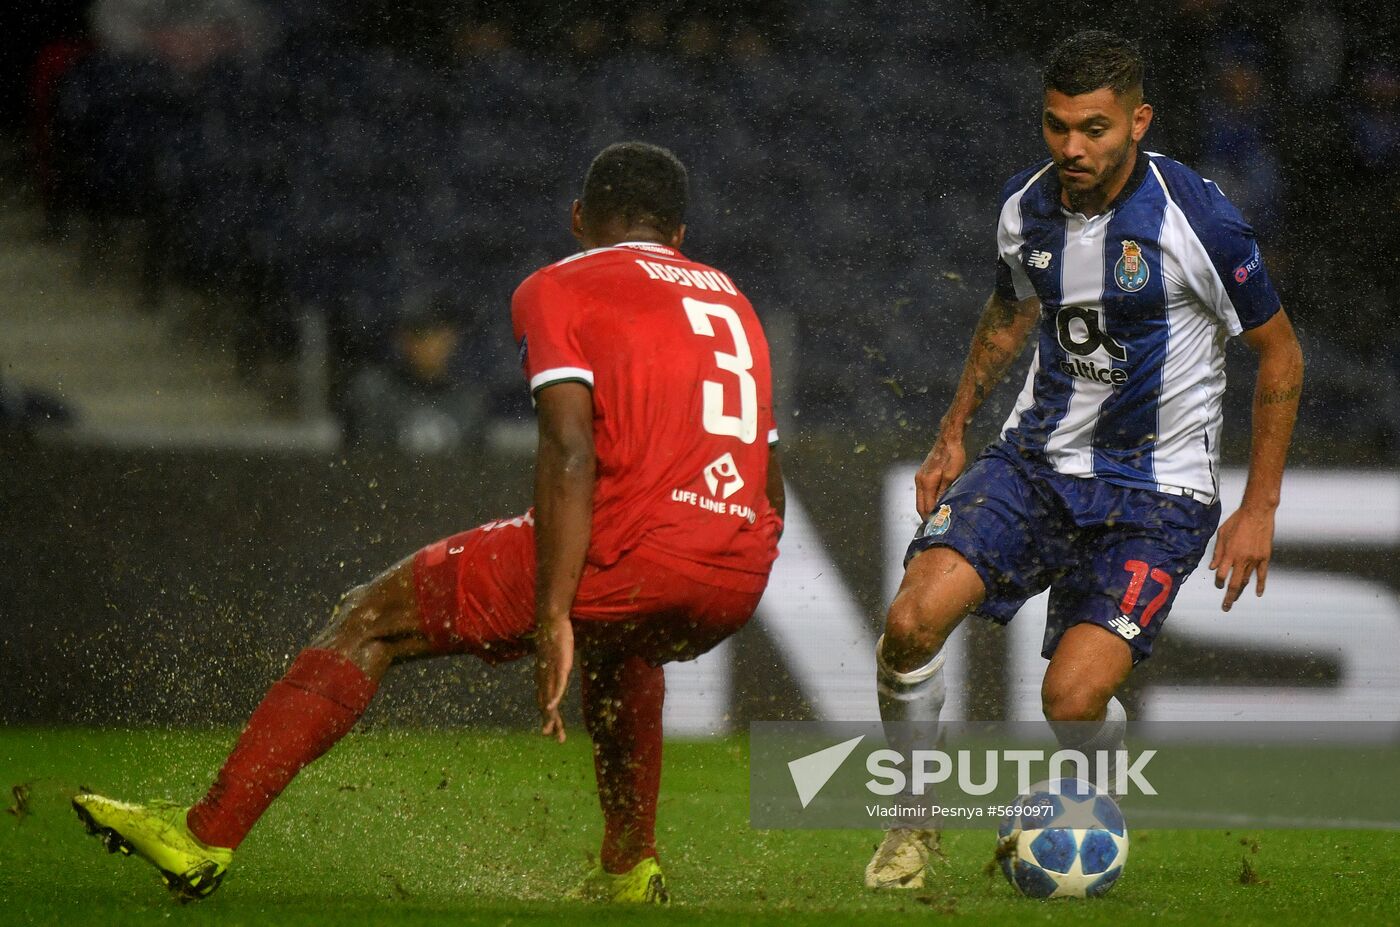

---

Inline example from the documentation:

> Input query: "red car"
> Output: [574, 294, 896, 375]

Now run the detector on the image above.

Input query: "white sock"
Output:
[876, 635, 946, 824]
[1055, 696, 1127, 796]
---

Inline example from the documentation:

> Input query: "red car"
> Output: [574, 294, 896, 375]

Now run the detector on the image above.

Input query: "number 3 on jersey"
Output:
[683, 296, 758, 444]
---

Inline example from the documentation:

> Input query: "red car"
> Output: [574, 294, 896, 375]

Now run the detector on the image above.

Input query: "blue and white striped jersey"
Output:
[993, 151, 1281, 503]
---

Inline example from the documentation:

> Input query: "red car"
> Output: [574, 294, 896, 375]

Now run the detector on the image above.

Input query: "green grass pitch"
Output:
[1, 728, 1395, 925]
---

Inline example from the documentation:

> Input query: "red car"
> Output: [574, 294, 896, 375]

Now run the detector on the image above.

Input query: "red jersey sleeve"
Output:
[511, 269, 593, 395]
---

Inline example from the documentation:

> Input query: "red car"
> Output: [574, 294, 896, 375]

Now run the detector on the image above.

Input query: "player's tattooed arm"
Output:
[968, 293, 1037, 405]
[1258, 382, 1303, 405]
[955, 292, 1040, 426]
[914, 292, 1039, 518]
[1211, 308, 1304, 612]
[532, 381, 597, 741]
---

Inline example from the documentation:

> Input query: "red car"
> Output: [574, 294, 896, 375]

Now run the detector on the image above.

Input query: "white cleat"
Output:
[864, 827, 941, 889]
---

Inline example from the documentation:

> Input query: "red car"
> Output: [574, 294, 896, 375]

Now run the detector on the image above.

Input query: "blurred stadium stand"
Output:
[1, 0, 1396, 458]
[0, 182, 278, 435]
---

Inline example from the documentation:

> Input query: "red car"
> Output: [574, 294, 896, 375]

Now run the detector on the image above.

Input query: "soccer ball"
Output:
[996, 778, 1128, 899]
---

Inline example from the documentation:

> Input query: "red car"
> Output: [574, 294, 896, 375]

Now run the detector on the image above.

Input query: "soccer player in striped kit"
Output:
[865, 31, 1304, 889]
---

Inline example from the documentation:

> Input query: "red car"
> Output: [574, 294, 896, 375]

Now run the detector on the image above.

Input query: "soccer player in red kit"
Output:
[73, 142, 784, 905]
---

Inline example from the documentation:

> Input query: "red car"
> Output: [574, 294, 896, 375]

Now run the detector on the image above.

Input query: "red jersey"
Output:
[511, 241, 781, 590]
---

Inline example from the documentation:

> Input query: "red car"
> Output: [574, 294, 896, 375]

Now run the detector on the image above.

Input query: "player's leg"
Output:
[581, 650, 665, 874]
[184, 557, 431, 848]
[1041, 623, 1133, 727]
[870, 449, 1064, 889]
[876, 447, 1059, 757]
[572, 648, 669, 903]
[865, 548, 986, 889]
[567, 558, 762, 903]
[75, 556, 431, 899]
[878, 544, 986, 740]
[1040, 623, 1133, 793]
[1037, 487, 1221, 796]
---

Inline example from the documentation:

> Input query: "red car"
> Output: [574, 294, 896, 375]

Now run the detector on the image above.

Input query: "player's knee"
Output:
[883, 593, 925, 651]
[883, 561, 972, 661]
[318, 583, 388, 647]
[881, 592, 954, 675]
[888, 547, 982, 637]
[1041, 682, 1112, 725]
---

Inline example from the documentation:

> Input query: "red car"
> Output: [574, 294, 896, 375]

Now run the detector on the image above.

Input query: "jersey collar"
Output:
[1104, 148, 1150, 212]
[612, 241, 681, 258]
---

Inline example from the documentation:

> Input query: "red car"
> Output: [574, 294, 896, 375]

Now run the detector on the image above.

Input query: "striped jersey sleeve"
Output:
[1149, 156, 1281, 334]
[994, 161, 1054, 302]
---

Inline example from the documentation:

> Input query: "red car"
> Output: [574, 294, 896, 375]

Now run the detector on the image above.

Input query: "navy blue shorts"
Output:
[905, 443, 1220, 662]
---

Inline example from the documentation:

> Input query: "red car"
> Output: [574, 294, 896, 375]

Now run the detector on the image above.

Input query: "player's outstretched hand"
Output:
[1209, 506, 1276, 612]
[535, 615, 574, 743]
[915, 433, 967, 521]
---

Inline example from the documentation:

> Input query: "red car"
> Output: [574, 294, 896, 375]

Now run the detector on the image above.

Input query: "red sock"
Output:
[581, 653, 665, 874]
[186, 648, 378, 849]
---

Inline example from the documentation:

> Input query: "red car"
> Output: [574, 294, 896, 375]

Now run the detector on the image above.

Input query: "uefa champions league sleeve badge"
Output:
[1114, 240, 1149, 292]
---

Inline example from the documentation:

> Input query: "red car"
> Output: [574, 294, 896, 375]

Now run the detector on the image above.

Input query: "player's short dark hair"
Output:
[580, 142, 688, 235]
[1044, 30, 1144, 98]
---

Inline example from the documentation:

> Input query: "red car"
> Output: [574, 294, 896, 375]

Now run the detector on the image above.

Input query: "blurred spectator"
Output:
[676, 15, 721, 71]
[1343, 62, 1400, 365]
[569, 17, 612, 69]
[342, 295, 485, 454]
[730, 21, 773, 62]
[90, 0, 275, 74]
[1199, 56, 1283, 240]
[625, 8, 667, 54]
[452, 18, 514, 62]
[1350, 63, 1400, 174]
[26, 0, 1399, 451]
[1283, 1, 1346, 102]
[0, 373, 74, 434]
[30, 31, 93, 239]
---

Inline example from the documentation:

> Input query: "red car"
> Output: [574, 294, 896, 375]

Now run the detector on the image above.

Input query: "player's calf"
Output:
[1042, 626, 1133, 796]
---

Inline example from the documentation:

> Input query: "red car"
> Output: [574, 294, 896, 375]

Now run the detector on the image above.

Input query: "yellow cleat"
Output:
[73, 792, 233, 902]
[864, 827, 941, 889]
[568, 857, 670, 904]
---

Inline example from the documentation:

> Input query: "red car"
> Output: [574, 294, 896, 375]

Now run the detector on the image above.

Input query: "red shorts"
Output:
[411, 513, 767, 666]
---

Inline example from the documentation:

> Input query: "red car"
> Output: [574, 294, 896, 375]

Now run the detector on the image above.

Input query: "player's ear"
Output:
[570, 200, 586, 244]
[670, 223, 686, 249]
[1131, 101, 1153, 143]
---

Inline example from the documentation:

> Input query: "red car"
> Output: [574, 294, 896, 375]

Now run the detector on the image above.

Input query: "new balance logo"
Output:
[1027, 250, 1053, 269]
[1108, 615, 1141, 640]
